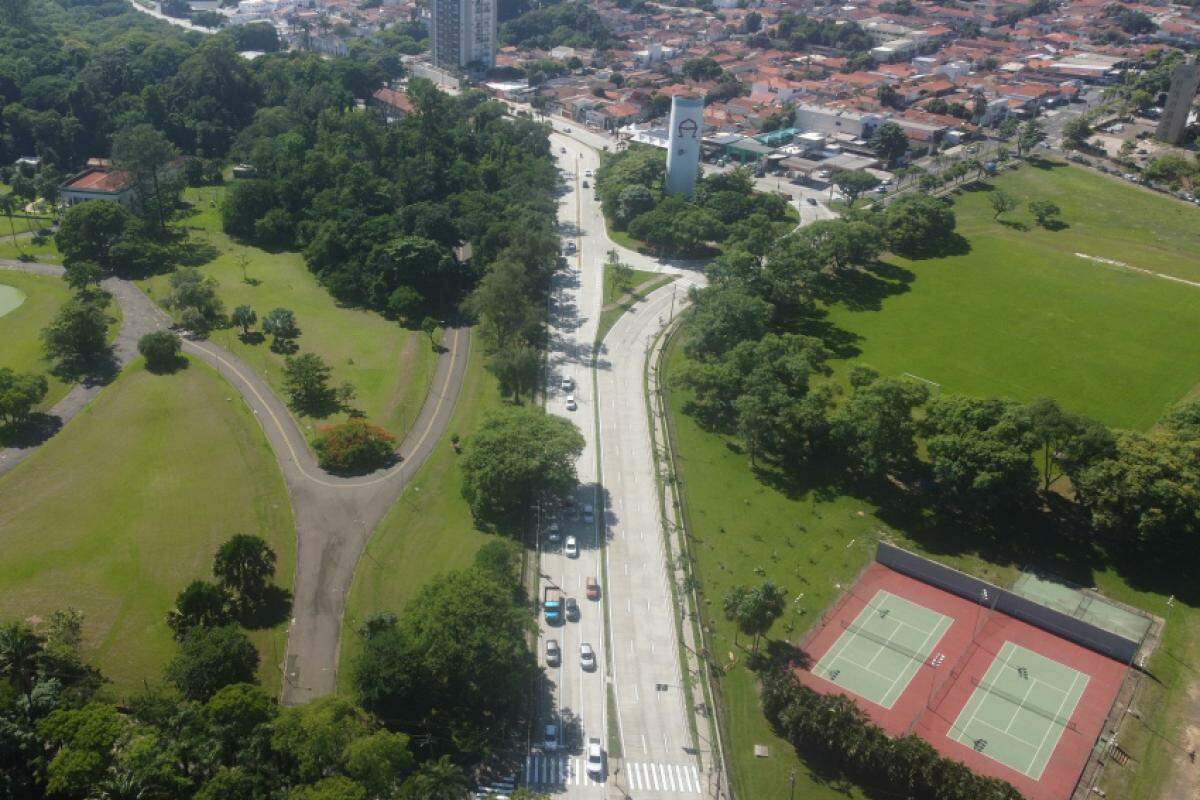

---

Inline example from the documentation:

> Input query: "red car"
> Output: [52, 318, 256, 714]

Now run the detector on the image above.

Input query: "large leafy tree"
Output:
[869, 121, 909, 168]
[831, 169, 880, 204]
[0, 368, 47, 427]
[55, 201, 135, 274]
[111, 124, 180, 232]
[459, 406, 585, 529]
[166, 626, 259, 702]
[41, 290, 114, 378]
[831, 373, 930, 479]
[213, 534, 277, 609]
[882, 194, 956, 256]
[167, 579, 232, 639]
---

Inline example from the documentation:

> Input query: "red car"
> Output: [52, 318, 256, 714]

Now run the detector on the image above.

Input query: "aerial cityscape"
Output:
[0, 0, 1197, 797]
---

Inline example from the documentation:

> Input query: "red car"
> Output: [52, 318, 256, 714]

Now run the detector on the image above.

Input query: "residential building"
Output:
[431, 0, 496, 72]
[60, 168, 137, 210]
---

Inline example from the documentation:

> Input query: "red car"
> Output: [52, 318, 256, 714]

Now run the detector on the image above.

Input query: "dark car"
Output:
[566, 597, 580, 621]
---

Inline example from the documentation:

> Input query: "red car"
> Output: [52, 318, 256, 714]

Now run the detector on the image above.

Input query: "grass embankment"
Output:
[823, 162, 1200, 430]
[663, 162, 1200, 800]
[0, 359, 295, 694]
[338, 340, 504, 688]
[141, 187, 436, 442]
[0, 270, 123, 413]
[596, 265, 674, 344]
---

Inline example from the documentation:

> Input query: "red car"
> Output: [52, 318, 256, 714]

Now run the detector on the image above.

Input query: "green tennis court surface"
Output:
[949, 641, 1089, 779]
[813, 589, 952, 709]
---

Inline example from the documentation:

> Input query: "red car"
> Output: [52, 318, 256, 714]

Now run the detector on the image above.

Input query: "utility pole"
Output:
[789, 769, 797, 800]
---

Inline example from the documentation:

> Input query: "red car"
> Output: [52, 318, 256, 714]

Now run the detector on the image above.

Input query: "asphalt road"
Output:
[527, 120, 715, 798]
[0, 261, 472, 705]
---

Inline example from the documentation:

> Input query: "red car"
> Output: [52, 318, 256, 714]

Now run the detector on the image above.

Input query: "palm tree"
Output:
[400, 755, 470, 800]
[0, 622, 44, 710]
[88, 769, 148, 800]
[0, 194, 26, 258]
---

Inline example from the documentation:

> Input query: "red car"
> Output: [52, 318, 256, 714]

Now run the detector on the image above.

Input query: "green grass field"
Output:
[140, 187, 436, 442]
[0, 359, 294, 694]
[337, 338, 504, 688]
[596, 265, 673, 343]
[0, 270, 122, 413]
[663, 163, 1200, 800]
[822, 163, 1200, 430]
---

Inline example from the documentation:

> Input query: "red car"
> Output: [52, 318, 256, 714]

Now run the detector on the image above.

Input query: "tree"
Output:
[111, 124, 181, 232]
[1061, 117, 1092, 150]
[460, 406, 585, 529]
[166, 580, 232, 639]
[988, 190, 1018, 220]
[0, 368, 47, 427]
[55, 201, 135, 274]
[167, 267, 225, 330]
[683, 282, 774, 361]
[869, 121, 909, 168]
[272, 695, 374, 783]
[343, 731, 415, 798]
[1017, 120, 1045, 157]
[231, 305, 257, 336]
[290, 776, 369, 800]
[41, 291, 114, 378]
[607, 249, 634, 294]
[798, 220, 882, 273]
[0, 194, 26, 258]
[138, 331, 182, 372]
[314, 419, 397, 473]
[487, 343, 541, 401]
[1016, 397, 1114, 492]
[1028, 199, 1062, 228]
[283, 353, 341, 415]
[213, 535, 277, 609]
[398, 756, 470, 800]
[166, 626, 259, 701]
[0, 622, 43, 708]
[723, 582, 788, 652]
[64, 260, 104, 291]
[744, 10, 762, 32]
[262, 307, 301, 353]
[882, 194, 957, 256]
[354, 567, 534, 758]
[831, 375, 930, 479]
[832, 169, 881, 205]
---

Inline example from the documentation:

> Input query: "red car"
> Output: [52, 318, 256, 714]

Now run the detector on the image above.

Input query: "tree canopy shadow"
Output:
[998, 219, 1030, 232]
[898, 231, 971, 259]
[0, 412, 63, 448]
[235, 584, 293, 630]
[814, 261, 914, 312]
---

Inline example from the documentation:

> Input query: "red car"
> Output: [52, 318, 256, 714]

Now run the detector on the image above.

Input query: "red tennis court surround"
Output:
[796, 562, 1126, 800]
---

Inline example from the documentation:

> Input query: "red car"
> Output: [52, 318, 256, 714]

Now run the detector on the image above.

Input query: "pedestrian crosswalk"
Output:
[625, 761, 702, 794]
[524, 754, 602, 787]
[523, 754, 702, 794]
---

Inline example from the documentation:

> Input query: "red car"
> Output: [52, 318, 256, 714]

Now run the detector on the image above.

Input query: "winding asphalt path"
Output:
[0, 261, 471, 704]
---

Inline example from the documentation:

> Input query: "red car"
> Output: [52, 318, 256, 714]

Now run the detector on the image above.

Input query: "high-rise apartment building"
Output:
[1156, 59, 1199, 145]
[430, 0, 497, 72]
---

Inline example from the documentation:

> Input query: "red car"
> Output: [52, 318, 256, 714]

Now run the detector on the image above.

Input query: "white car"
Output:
[565, 536, 578, 558]
[544, 722, 559, 750]
[580, 642, 596, 671]
[565, 395, 577, 411]
[561, 375, 574, 392]
[584, 169, 593, 177]
[586, 738, 604, 776]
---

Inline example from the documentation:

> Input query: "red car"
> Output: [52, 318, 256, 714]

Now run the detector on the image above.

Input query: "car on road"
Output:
[586, 738, 604, 776]
[586, 576, 599, 600]
[584, 169, 593, 177]
[580, 643, 596, 671]
[545, 639, 560, 666]
[565, 395, 577, 411]
[582, 504, 594, 524]
[544, 723, 559, 750]
[545, 520, 560, 545]
[560, 146, 566, 153]
[806, 197, 817, 205]
[565, 536, 578, 558]
[561, 375, 573, 392]
[581, 179, 589, 188]
[565, 596, 579, 621]
[564, 241, 576, 254]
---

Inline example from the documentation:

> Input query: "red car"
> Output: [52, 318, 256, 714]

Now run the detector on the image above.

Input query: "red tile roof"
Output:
[65, 169, 133, 193]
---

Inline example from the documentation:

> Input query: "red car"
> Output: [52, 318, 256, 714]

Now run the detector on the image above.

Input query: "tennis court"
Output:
[948, 641, 1089, 780]
[812, 589, 953, 709]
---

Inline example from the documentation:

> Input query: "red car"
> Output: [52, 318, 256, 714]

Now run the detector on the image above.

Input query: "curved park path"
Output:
[0, 261, 470, 705]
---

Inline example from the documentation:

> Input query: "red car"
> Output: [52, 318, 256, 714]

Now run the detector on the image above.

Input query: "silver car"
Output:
[580, 642, 596, 671]
[586, 738, 604, 776]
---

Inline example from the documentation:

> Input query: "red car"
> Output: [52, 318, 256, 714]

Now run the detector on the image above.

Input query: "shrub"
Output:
[138, 331, 183, 372]
[314, 419, 396, 474]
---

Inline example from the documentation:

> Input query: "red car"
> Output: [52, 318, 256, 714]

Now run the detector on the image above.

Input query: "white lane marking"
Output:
[667, 762, 677, 791]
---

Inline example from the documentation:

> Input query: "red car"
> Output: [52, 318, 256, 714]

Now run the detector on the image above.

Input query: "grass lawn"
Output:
[140, 187, 436, 443]
[821, 162, 1200, 430]
[0, 358, 295, 694]
[0, 270, 123, 414]
[337, 338, 505, 688]
[664, 336, 1200, 800]
[596, 265, 674, 343]
[0, 226, 60, 261]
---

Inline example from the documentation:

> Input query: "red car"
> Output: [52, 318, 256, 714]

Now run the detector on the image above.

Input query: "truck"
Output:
[543, 586, 563, 624]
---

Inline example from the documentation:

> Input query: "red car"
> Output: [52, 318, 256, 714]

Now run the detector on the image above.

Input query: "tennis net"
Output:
[970, 676, 1079, 731]
[840, 619, 930, 664]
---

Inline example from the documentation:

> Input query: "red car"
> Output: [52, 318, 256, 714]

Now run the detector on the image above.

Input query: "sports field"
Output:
[948, 642, 1088, 780]
[797, 561, 1127, 800]
[823, 162, 1200, 430]
[813, 589, 952, 709]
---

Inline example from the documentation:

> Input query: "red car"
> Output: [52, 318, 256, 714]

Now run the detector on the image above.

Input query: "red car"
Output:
[586, 577, 600, 601]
